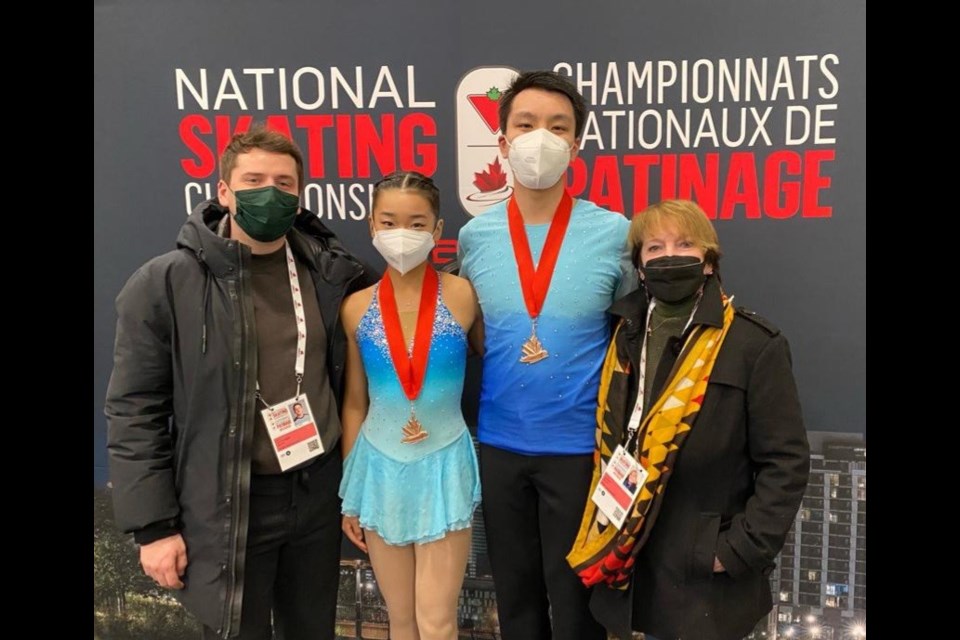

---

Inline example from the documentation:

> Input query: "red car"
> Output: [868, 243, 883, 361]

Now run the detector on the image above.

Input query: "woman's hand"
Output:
[342, 515, 368, 553]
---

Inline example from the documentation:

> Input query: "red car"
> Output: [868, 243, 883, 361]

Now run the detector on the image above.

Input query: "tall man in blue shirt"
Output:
[458, 70, 635, 640]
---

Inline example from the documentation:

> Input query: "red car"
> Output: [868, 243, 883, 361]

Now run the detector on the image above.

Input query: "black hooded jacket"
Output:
[105, 200, 376, 635]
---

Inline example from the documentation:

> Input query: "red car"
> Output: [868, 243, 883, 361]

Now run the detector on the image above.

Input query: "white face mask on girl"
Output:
[506, 128, 573, 190]
[372, 229, 435, 275]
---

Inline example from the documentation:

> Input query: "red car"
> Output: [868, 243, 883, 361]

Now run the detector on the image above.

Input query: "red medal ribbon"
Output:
[507, 190, 573, 320]
[379, 265, 438, 401]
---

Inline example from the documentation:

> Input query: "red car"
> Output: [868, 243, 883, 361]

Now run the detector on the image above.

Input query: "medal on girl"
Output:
[379, 265, 439, 444]
[507, 190, 573, 364]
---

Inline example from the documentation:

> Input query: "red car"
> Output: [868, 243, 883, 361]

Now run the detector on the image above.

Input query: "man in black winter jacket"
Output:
[105, 126, 376, 639]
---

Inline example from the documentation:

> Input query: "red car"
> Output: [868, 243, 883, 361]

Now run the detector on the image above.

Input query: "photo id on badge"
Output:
[261, 394, 324, 471]
[591, 445, 648, 529]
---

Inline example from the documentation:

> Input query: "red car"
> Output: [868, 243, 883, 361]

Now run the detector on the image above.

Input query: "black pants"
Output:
[203, 452, 342, 640]
[480, 444, 606, 640]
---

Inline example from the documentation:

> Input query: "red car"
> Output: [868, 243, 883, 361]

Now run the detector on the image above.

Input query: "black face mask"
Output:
[640, 255, 707, 303]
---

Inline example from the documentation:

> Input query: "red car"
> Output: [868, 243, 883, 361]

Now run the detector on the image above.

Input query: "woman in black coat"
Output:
[567, 199, 810, 640]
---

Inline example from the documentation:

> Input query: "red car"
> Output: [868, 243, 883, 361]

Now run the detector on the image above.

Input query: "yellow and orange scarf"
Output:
[566, 299, 735, 589]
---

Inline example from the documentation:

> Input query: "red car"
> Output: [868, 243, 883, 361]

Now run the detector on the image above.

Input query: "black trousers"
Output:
[480, 444, 606, 640]
[203, 452, 342, 640]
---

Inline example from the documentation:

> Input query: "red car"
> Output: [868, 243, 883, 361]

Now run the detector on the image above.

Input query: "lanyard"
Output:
[506, 190, 574, 322]
[378, 265, 439, 402]
[625, 299, 698, 449]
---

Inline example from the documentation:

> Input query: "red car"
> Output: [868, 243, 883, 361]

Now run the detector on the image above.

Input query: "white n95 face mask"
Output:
[372, 229, 435, 275]
[506, 128, 573, 190]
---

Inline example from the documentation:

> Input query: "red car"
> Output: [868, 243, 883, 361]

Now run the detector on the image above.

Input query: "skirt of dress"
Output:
[339, 428, 481, 545]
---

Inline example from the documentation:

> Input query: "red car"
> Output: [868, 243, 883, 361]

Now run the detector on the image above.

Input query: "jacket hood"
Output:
[176, 198, 349, 279]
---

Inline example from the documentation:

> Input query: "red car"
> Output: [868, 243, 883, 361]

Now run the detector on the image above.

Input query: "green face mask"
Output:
[231, 186, 299, 242]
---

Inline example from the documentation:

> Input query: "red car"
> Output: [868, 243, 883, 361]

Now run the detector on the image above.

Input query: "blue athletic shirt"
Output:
[458, 198, 634, 455]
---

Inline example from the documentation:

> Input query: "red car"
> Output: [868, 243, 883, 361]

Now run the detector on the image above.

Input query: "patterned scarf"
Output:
[566, 299, 735, 589]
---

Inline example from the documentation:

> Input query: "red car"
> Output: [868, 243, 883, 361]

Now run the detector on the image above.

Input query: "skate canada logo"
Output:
[455, 66, 520, 217]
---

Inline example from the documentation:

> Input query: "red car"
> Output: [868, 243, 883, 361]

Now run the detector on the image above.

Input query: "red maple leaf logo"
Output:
[473, 157, 508, 192]
[467, 86, 502, 134]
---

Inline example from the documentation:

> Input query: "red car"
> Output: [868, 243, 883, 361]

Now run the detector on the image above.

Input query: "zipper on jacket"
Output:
[221, 248, 255, 638]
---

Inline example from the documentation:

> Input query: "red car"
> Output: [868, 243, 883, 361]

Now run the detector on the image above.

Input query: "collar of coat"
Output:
[175, 199, 349, 280]
[609, 272, 726, 340]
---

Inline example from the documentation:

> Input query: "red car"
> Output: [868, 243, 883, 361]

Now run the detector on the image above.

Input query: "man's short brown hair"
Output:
[219, 125, 305, 191]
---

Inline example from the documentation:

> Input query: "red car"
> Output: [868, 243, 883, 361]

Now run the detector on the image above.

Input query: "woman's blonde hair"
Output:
[628, 199, 721, 269]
